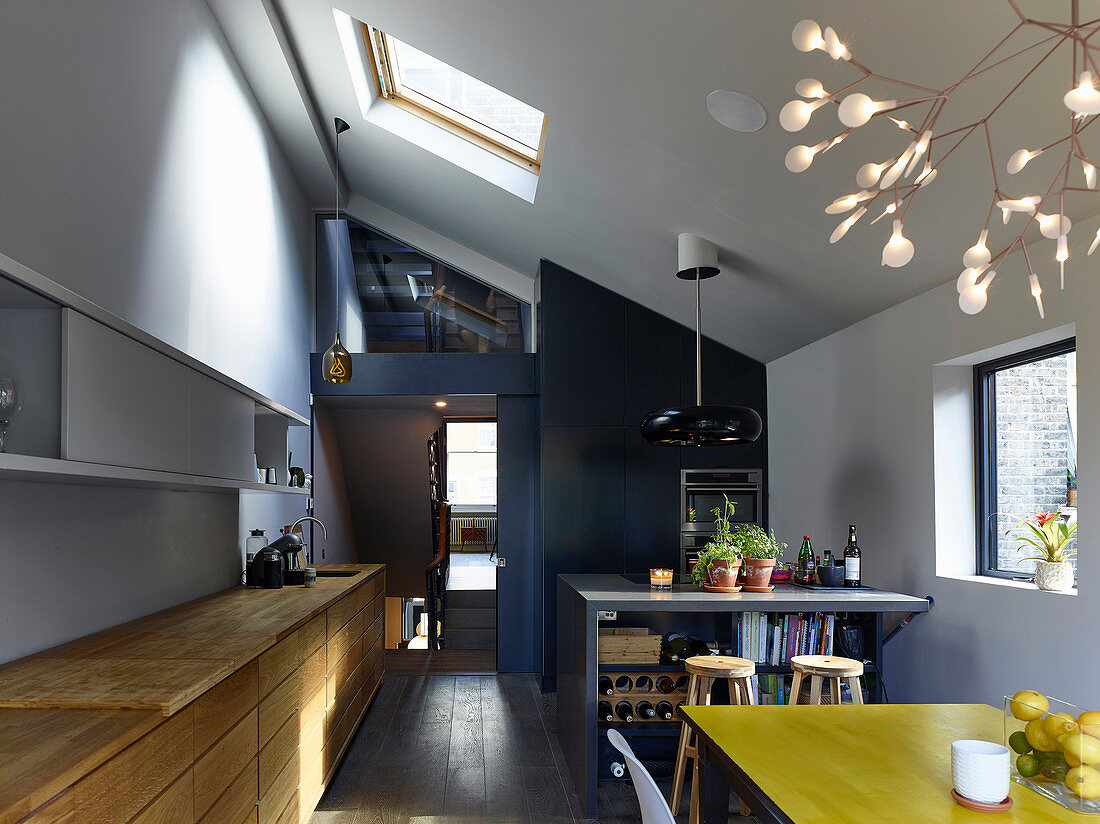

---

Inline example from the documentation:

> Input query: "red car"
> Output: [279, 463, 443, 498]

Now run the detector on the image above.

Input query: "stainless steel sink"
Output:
[316, 570, 358, 577]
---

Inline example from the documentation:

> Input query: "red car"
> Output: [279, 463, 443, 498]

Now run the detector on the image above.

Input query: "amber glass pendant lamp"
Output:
[322, 117, 353, 384]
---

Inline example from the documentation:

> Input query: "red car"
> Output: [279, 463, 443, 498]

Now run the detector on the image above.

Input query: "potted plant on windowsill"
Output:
[1007, 510, 1077, 592]
[733, 525, 788, 593]
[691, 497, 742, 592]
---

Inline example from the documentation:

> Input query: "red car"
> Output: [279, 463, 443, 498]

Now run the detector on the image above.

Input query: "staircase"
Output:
[444, 588, 496, 650]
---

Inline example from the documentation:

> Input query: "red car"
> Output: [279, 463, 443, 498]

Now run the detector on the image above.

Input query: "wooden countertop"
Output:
[0, 564, 383, 715]
[0, 563, 383, 824]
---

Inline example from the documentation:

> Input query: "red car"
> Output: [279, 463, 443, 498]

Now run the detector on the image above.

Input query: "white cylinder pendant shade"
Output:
[677, 233, 719, 279]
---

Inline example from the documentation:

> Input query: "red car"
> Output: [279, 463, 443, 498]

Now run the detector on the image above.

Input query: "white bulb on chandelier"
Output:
[915, 163, 937, 187]
[869, 202, 897, 225]
[888, 117, 912, 132]
[856, 161, 887, 188]
[996, 196, 1041, 217]
[879, 146, 915, 189]
[1056, 234, 1069, 263]
[792, 20, 825, 52]
[905, 131, 933, 177]
[963, 229, 991, 269]
[1064, 71, 1100, 115]
[779, 98, 828, 132]
[881, 219, 915, 267]
[1035, 212, 1071, 240]
[959, 282, 988, 314]
[822, 26, 851, 61]
[795, 78, 826, 99]
[838, 93, 897, 128]
[784, 143, 823, 173]
[1090, 227, 1100, 256]
[825, 191, 871, 215]
[1082, 159, 1096, 189]
[1029, 272, 1045, 319]
[830, 207, 867, 243]
[956, 264, 987, 293]
[1006, 148, 1042, 174]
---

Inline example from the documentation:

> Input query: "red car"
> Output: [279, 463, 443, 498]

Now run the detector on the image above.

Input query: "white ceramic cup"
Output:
[952, 739, 1010, 804]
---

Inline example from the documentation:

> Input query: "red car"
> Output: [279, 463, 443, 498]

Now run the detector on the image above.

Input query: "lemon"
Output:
[1026, 718, 1059, 752]
[1045, 712, 1079, 739]
[1066, 766, 1100, 800]
[1063, 732, 1100, 765]
[1079, 710, 1100, 737]
[1067, 751, 1082, 768]
[1010, 690, 1049, 721]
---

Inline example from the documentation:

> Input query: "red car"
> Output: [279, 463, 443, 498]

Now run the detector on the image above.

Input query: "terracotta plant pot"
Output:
[1067, 489, 1078, 507]
[1034, 560, 1074, 592]
[742, 558, 777, 589]
[705, 559, 742, 589]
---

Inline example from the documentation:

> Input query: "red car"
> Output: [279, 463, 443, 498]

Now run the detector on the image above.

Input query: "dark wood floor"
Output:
[310, 673, 758, 824]
[384, 649, 497, 676]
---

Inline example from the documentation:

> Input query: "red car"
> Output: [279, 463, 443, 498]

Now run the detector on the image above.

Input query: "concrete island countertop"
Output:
[559, 573, 931, 613]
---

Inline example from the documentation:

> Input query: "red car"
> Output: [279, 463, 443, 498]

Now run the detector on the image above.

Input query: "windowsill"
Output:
[937, 573, 1078, 596]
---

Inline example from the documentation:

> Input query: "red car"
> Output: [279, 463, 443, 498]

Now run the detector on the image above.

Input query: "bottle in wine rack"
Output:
[615, 701, 634, 722]
[598, 700, 614, 722]
[635, 700, 656, 719]
[655, 700, 674, 720]
[661, 633, 691, 663]
[655, 675, 676, 694]
[598, 676, 614, 696]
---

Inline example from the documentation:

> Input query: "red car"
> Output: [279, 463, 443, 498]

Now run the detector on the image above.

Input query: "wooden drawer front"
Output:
[131, 767, 193, 824]
[257, 750, 299, 824]
[299, 677, 326, 739]
[273, 794, 299, 824]
[366, 589, 385, 626]
[363, 612, 384, 662]
[197, 756, 257, 824]
[298, 718, 325, 818]
[326, 636, 363, 708]
[74, 706, 193, 824]
[239, 809, 259, 824]
[323, 680, 368, 781]
[258, 632, 300, 699]
[298, 614, 326, 661]
[18, 791, 74, 824]
[324, 659, 363, 742]
[195, 660, 258, 756]
[363, 654, 384, 706]
[325, 606, 366, 668]
[258, 646, 325, 747]
[259, 712, 298, 797]
[326, 575, 380, 639]
[195, 708, 257, 818]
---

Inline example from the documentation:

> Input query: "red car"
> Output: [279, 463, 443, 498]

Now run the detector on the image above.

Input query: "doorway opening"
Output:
[445, 420, 498, 592]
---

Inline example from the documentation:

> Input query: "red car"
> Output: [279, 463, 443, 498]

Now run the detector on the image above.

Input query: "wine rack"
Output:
[597, 670, 690, 724]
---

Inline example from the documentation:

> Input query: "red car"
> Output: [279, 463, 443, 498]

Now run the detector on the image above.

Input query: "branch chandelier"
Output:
[783, 1, 1100, 318]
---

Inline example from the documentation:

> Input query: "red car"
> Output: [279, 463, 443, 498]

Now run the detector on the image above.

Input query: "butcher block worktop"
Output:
[0, 563, 384, 824]
[0, 563, 382, 714]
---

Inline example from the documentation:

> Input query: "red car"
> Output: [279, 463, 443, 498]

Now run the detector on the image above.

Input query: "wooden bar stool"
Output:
[789, 655, 864, 705]
[671, 656, 755, 824]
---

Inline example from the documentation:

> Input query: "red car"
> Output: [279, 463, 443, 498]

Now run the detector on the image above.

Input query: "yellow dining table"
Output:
[679, 703, 1085, 824]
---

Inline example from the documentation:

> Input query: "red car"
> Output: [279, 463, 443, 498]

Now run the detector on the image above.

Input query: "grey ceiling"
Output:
[212, 0, 1100, 361]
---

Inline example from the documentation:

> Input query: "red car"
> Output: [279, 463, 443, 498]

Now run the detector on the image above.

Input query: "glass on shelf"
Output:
[1003, 693, 1100, 814]
[0, 378, 21, 453]
[650, 568, 673, 590]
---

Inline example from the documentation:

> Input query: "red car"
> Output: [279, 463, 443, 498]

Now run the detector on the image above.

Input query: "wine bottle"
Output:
[598, 700, 614, 722]
[662, 633, 692, 663]
[635, 700, 657, 719]
[655, 675, 676, 694]
[615, 701, 634, 722]
[598, 676, 614, 696]
[844, 524, 861, 588]
[655, 700, 674, 720]
[797, 536, 816, 583]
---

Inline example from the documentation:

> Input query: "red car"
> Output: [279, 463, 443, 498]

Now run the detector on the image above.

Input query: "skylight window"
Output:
[362, 24, 547, 171]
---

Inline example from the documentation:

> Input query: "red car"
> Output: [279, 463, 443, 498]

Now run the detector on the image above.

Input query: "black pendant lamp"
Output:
[322, 117, 353, 384]
[640, 234, 763, 446]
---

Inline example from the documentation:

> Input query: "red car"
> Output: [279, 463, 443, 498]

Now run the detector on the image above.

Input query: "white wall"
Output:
[768, 265, 1097, 708]
[0, 0, 320, 660]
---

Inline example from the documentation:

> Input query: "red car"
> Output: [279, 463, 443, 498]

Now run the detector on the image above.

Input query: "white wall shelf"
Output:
[0, 452, 311, 495]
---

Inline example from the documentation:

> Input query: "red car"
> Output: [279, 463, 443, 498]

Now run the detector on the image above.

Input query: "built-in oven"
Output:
[680, 469, 763, 574]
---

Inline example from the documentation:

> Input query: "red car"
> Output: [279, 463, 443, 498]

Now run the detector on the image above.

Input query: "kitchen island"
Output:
[557, 573, 931, 817]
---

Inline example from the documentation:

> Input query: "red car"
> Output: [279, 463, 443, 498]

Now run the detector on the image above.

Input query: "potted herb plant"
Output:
[1007, 510, 1077, 592]
[690, 497, 742, 591]
[733, 525, 788, 592]
[1067, 470, 1078, 508]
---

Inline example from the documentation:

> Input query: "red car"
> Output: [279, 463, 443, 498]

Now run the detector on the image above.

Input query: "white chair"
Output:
[607, 729, 676, 824]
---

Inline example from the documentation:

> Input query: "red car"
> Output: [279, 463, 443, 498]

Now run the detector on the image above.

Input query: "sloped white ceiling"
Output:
[214, 0, 1100, 361]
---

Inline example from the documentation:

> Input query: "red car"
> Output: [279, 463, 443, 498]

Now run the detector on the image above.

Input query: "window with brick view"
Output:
[975, 339, 1077, 578]
[362, 25, 547, 171]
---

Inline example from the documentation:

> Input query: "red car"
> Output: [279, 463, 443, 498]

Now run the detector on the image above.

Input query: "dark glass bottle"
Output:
[662, 633, 692, 663]
[598, 700, 614, 722]
[844, 524, 862, 588]
[797, 536, 816, 583]
[655, 675, 676, 694]
[635, 701, 657, 719]
[655, 700, 674, 720]
[598, 676, 614, 696]
[615, 701, 634, 722]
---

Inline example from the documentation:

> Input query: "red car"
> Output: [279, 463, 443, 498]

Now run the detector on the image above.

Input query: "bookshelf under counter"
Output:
[557, 573, 931, 818]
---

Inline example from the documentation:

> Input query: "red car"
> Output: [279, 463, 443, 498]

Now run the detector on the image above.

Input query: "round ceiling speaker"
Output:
[706, 90, 768, 132]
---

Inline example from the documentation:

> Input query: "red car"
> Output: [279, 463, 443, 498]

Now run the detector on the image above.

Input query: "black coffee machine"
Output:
[246, 532, 305, 589]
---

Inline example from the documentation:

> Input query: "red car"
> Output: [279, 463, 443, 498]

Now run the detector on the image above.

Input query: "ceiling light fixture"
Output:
[706, 90, 768, 132]
[435, 401, 447, 408]
[783, 2, 1100, 318]
[322, 117, 353, 383]
[640, 234, 763, 446]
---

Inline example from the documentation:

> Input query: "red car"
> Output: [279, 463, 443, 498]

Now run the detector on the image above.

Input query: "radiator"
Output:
[449, 514, 497, 549]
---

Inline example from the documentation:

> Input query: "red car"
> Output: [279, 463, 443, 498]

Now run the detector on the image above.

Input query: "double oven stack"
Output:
[680, 469, 763, 575]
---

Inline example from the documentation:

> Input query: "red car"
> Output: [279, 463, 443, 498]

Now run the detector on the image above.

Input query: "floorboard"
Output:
[385, 649, 496, 676]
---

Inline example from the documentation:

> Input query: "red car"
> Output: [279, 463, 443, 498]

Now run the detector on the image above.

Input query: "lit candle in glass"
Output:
[650, 568, 673, 590]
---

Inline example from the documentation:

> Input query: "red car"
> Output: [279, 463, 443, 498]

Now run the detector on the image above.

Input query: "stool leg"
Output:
[829, 677, 841, 705]
[789, 669, 804, 705]
[689, 757, 700, 824]
[741, 676, 757, 706]
[671, 674, 699, 812]
[730, 677, 742, 706]
[847, 676, 864, 704]
[700, 676, 714, 706]
[808, 674, 823, 705]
